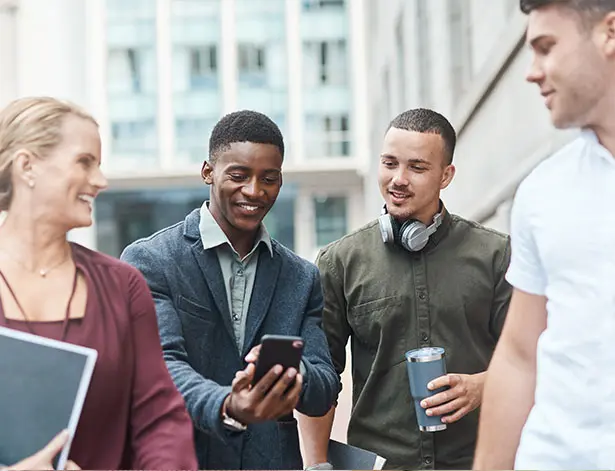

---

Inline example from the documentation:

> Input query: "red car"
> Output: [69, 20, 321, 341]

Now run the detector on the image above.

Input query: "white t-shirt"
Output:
[506, 130, 615, 470]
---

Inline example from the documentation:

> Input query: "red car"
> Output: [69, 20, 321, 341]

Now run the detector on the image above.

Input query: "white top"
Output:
[506, 130, 615, 470]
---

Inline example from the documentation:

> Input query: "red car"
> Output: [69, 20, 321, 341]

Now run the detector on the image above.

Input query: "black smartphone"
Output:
[252, 334, 304, 387]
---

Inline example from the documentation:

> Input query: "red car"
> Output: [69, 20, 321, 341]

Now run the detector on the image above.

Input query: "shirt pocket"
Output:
[176, 295, 217, 372]
[348, 296, 406, 353]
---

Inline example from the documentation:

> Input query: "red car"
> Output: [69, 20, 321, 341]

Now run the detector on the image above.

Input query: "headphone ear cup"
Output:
[399, 220, 429, 252]
[378, 214, 395, 244]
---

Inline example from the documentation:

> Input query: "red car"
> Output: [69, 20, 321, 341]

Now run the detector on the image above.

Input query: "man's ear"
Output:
[602, 11, 615, 58]
[440, 164, 456, 190]
[202, 161, 213, 184]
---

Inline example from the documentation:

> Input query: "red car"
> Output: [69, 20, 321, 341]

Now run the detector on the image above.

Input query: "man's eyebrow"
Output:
[381, 154, 431, 165]
[225, 165, 281, 173]
[528, 34, 550, 49]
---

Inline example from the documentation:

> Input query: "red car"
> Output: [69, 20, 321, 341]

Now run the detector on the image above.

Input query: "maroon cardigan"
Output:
[0, 243, 197, 470]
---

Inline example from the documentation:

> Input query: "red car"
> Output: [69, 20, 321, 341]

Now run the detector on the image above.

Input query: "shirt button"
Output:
[424, 456, 433, 465]
[421, 332, 429, 342]
[418, 291, 426, 300]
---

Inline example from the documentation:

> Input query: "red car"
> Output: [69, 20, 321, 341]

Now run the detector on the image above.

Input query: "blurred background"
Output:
[0, 0, 581, 442]
[0, 0, 579, 261]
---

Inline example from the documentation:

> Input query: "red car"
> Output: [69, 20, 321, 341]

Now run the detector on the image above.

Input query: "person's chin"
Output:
[385, 201, 413, 220]
[231, 216, 262, 234]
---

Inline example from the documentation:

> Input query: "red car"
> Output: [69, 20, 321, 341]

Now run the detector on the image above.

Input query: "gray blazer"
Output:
[121, 209, 340, 470]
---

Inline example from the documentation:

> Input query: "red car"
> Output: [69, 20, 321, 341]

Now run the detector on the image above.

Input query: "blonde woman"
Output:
[0, 97, 197, 470]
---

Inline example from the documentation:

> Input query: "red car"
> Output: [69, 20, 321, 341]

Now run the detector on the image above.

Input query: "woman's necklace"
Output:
[0, 248, 71, 277]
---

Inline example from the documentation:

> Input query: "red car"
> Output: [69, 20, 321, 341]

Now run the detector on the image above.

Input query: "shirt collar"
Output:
[198, 201, 273, 257]
[581, 128, 615, 165]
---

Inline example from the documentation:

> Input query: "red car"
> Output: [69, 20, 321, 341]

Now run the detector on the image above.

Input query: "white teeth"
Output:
[78, 194, 94, 205]
[239, 204, 258, 212]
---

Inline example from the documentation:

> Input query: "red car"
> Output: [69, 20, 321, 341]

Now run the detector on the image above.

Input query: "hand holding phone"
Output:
[223, 335, 304, 425]
[251, 335, 304, 386]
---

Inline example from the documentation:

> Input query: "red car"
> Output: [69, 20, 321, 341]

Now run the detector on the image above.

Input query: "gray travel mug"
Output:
[405, 347, 448, 432]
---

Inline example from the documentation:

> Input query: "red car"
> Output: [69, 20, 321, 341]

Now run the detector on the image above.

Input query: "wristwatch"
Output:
[221, 399, 247, 432]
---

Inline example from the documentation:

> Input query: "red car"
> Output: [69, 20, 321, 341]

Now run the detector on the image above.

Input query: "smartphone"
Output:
[252, 334, 304, 387]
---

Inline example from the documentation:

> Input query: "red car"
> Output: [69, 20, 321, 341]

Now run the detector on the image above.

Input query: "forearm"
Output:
[298, 407, 336, 467]
[296, 355, 339, 417]
[473, 343, 536, 469]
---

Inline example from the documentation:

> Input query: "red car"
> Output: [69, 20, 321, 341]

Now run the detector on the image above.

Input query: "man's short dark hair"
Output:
[388, 108, 457, 165]
[208, 110, 285, 163]
[520, 0, 615, 27]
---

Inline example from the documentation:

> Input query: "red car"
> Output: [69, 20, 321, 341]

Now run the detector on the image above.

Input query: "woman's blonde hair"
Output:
[0, 96, 98, 211]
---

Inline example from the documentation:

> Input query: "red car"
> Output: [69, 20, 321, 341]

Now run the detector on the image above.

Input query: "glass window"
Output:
[305, 114, 351, 158]
[301, 2, 351, 159]
[235, 0, 287, 134]
[95, 187, 209, 257]
[106, 0, 158, 167]
[303, 40, 347, 88]
[302, 0, 344, 10]
[189, 45, 218, 89]
[314, 196, 347, 246]
[95, 184, 297, 257]
[238, 44, 267, 87]
[172, 0, 222, 166]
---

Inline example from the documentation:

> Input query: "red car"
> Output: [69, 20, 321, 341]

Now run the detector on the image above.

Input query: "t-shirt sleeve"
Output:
[505, 178, 548, 296]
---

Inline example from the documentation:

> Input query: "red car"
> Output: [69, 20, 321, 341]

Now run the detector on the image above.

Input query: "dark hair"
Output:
[520, 0, 615, 26]
[388, 108, 457, 165]
[208, 110, 284, 163]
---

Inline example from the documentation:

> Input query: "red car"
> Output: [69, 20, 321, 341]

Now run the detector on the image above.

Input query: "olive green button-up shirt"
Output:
[317, 208, 512, 470]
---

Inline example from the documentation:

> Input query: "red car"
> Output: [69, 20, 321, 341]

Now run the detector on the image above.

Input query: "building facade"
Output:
[0, 0, 370, 261]
[363, 0, 579, 234]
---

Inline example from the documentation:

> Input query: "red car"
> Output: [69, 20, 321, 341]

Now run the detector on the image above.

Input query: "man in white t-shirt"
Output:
[473, 1, 615, 470]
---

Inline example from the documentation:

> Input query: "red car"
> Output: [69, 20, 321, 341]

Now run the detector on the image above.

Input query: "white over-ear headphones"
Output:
[378, 205, 443, 252]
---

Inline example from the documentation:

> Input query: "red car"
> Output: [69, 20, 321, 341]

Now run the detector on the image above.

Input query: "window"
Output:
[306, 114, 351, 158]
[108, 48, 146, 94]
[314, 196, 347, 246]
[303, 40, 347, 87]
[188, 45, 217, 89]
[302, 0, 344, 10]
[416, 0, 432, 106]
[111, 119, 157, 154]
[238, 44, 266, 86]
[175, 117, 214, 163]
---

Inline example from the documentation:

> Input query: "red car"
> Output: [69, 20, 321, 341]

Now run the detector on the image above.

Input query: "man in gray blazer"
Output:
[121, 110, 340, 470]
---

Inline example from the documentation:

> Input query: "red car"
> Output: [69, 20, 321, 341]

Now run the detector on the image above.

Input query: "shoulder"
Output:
[448, 215, 510, 270]
[120, 217, 191, 267]
[318, 219, 380, 261]
[272, 239, 318, 278]
[517, 135, 584, 196]
[449, 214, 509, 247]
[126, 219, 186, 252]
[72, 242, 147, 289]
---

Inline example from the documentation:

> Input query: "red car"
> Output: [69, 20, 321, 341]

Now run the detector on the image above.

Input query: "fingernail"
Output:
[428, 382, 434, 389]
[421, 401, 427, 408]
[287, 368, 297, 378]
[274, 365, 283, 374]
[441, 417, 447, 423]
[426, 410, 432, 416]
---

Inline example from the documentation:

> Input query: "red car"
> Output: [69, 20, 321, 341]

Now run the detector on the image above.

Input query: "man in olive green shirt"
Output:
[299, 109, 512, 470]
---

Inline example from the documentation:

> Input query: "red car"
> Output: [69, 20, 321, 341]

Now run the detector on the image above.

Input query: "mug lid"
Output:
[405, 347, 445, 362]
